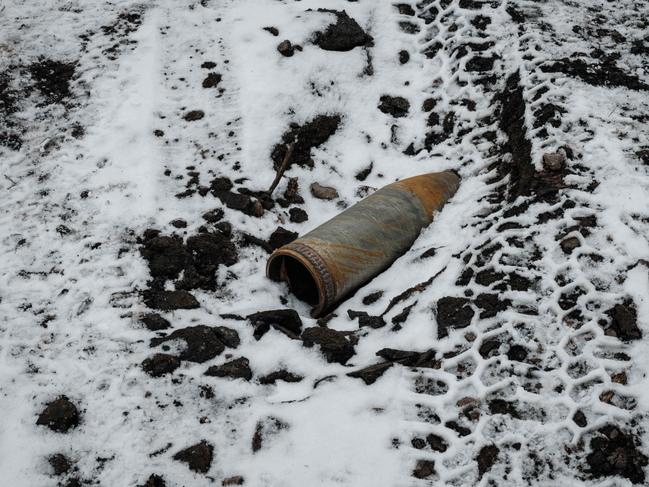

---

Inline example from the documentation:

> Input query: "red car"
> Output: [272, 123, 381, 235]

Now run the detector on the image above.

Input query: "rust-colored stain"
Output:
[267, 170, 460, 317]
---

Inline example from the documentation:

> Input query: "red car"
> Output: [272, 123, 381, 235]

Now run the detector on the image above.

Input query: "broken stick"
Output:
[267, 141, 295, 196]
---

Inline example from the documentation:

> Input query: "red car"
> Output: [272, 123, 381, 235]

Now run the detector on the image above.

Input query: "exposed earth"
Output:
[1, 1, 649, 486]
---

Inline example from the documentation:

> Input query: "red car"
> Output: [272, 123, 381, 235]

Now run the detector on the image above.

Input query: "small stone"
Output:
[173, 441, 214, 474]
[573, 409, 588, 427]
[263, 26, 279, 36]
[310, 182, 339, 200]
[277, 40, 294, 57]
[170, 219, 187, 228]
[142, 353, 180, 377]
[560, 236, 581, 254]
[543, 152, 565, 171]
[398, 50, 410, 64]
[36, 396, 80, 433]
[426, 433, 448, 452]
[205, 357, 252, 381]
[202, 72, 222, 89]
[183, 110, 205, 122]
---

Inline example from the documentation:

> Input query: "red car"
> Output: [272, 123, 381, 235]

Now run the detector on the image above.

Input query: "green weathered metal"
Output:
[267, 170, 460, 317]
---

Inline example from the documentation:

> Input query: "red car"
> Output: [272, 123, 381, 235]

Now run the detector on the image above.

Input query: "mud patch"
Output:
[28, 59, 76, 105]
[271, 114, 341, 169]
[542, 57, 649, 91]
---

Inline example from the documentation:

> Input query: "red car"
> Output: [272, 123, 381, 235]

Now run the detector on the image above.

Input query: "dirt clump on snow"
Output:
[312, 10, 373, 51]
[584, 425, 648, 484]
[36, 396, 80, 433]
[150, 325, 239, 363]
[271, 114, 341, 170]
[173, 441, 214, 473]
[28, 59, 76, 105]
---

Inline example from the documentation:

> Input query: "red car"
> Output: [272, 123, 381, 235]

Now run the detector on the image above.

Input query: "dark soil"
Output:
[376, 348, 440, 368]
[427, 433, 448, 452]
[378, 95, 410, 117]
[150, 325, 239, 363]
[436, 297, 475, 338]
[248, 309, 303, 340]
[541, 57, 649, 91]
[270, 114, 341, 170]
[585, 425, 648, 484]
[49, 454, 73, 475]
[289, 207, 309, 223]
[604, 300, 641, 341]
[36, 396, 80, 433]
[139, 313, 171, 331]
[477, 445, 500, 478]
[412, 459, 435, 479]
[312, 10, 373, 51]
[277, 40, 295, 57]
[252, 417, 288, 452]
[173, 441, 213, 474]
[259, 370, 304, 385]
[183, 110, 205, 121]
[347, 362, 392, 384]
[269, 227, 298, 250]
[28, 59, 76, 104]
[301, 327, 355, 364]
[142, 353, 180, 377]
[138, 474, 166, 487]
[205, 357, 252, 380]
[202, 72, 222, 88]
[142, 290, 199, 310]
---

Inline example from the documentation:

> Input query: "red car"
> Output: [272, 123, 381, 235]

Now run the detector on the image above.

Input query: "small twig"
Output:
[267, 141, 295, 196]
[4, 174, 17, 188]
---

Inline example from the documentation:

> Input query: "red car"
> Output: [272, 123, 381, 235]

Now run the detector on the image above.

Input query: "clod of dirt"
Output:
[137, 474, 166, 487]
[142, 353, 180, 377]
[399, 50, 410, 64]
[355, 162, 373, 181]
[466, 56, 497, 72]
[395, 3, 415, 15]
[605, 300, 641, 341]
[215, 191, 263, 217]
[277, 40, 295, 57]
[427, 433, 448, 452]
[222, 476, 244, 486]
[173, 441, 214, 474]
[139, 313, 171, 331]
[28, 59, 76, 104]
[560, 236, 581, 254]
[201, 61, 216, 69]
[143, 290, 199, 310]
[150, 325, 237, 363]
[202, 208, 224, 223]
[541, 57, 649, 91]
[412, 459, 436, 479]
[248, 309, 303, 340]
[347, 362, 392, 384]
[301, 327, 355, 364]
[362, 291, 383, 305]
[585, 425, 648, 484]
[36, 396, 80, 433]
[289, 207, 308, 223]
[506, 344, 528, 362]
[378, 95, 410, 117]
[477, 445, 500, 478]
[312, 10, 373, 52]
[376, 348, 439, 368]
[170, 219, 187, 229]
[187, 233, 238, 270]
[213, 326, 241, 348]
[310, 182, 339, 200]
[49, 454, 73, 475]
[202, 72, 222, 89]
[270, 114, 341, 170]
[474, 293, 510, 318]
[348, 310, 386, 328]
[488, 399, 519, 418]
[543, 152, 565, 171]
[140, 236, 188, 280]
[263, 26, 279, 36]
[205, 357, 252, 381]
[252, 417, 288, 452]
[436, 297, 475, 338]
[269, 227, 298, 250]
[259, 370, 304, 385]
[573, 410, 588, 427]
[183, 110, 205, 121]
[282, 177, 304, 205]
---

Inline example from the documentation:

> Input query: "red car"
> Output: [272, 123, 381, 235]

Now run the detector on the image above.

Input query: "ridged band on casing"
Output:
[280, 241, 336, 313]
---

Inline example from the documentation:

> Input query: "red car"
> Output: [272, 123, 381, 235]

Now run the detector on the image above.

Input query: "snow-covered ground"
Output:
[1, 0, 649, 486]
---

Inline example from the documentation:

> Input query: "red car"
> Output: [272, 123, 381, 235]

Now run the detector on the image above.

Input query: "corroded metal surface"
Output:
[267, 171, 460, 317]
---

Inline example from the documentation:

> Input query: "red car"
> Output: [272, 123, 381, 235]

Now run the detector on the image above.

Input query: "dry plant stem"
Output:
[267, 141, 295, 196]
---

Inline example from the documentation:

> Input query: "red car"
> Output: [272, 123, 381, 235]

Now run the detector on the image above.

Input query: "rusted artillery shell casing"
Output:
[267, 171, 460, 317]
